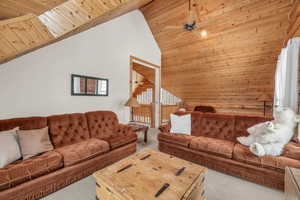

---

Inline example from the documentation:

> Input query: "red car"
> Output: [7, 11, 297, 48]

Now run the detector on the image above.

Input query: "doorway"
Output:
[129, 56, 160, 128]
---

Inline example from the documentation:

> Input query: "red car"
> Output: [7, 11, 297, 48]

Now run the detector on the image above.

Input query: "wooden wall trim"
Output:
[130, 55, 160, 69]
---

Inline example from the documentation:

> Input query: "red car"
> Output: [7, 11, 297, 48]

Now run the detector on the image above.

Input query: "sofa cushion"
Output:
[0, 151, 62, 191]
[233, 144, 300, 170]
[86, 111, 119, 139]
[100, 124, 137, 149]
[234, 116, 272, 138]
[0, 117, 47, 131]
[48, 113, 90, 148]
[18, 127, 54, 160]
[102, 133, 137, 150]
[192, 114, 236, 141]
[170, 114, 191, 135]
[190, 136, 235, 158]
[158, 132, 196, 147]
[55, 138, 109, 167]
[0, 127, 21, 168]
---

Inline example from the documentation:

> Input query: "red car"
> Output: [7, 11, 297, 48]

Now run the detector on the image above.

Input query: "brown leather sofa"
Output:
[159, 112, 300, 190]
[0, 111, 137, 200]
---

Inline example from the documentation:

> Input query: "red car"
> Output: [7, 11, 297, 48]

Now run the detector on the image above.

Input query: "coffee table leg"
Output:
[144, 127, 149, 143]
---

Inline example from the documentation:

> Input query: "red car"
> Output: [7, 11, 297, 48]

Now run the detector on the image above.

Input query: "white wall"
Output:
[0, 10, 161, 123]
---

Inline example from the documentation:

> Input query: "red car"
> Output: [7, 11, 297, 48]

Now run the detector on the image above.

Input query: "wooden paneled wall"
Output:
[285, 0, 300, 43]
[142, 0, 294, 116]
[0, 0, 152, 64]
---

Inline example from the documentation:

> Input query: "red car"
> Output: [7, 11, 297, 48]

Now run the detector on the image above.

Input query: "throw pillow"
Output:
[0, 127, 21, 168]
[170, 114, 191, 135]
[18, 127, 54, 160]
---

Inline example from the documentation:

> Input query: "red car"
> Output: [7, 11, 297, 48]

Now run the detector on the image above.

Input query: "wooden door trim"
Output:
[129, 56, 161, 127]
[130, 56, 160, 69]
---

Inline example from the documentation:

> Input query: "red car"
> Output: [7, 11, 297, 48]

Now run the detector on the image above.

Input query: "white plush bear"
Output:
[237, 107, 300, 157]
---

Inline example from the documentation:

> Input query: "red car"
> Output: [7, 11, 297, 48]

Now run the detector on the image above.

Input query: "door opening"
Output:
[129, 56, 160, 128]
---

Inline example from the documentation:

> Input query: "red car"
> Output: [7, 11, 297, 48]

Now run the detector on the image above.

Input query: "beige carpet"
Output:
[42, 129, 284, 200]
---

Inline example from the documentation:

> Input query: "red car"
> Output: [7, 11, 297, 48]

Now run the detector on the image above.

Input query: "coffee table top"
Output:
[128, 122, 148, 129]
[93, 149, 206, 200]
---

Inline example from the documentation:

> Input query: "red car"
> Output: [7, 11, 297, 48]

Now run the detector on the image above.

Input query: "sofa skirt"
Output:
[159, 141, 284, 190]
[0, 142, 136, 200]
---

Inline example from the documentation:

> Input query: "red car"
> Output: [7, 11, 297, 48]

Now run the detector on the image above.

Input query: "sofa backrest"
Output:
[188, 112, 271, 142]
[234, 115, 272, 138]
[0, 117, 47, 132]
[85, 111, 118, 139]
[47, 113, 90, 148]
[192, 113, 236, 141]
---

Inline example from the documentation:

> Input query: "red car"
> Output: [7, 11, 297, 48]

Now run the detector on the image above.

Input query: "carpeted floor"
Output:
[42, 129, 284, 200]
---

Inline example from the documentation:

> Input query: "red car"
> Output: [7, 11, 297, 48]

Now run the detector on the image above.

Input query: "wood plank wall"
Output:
[142, 0, 294, 116]
[285, 0, 300, 44]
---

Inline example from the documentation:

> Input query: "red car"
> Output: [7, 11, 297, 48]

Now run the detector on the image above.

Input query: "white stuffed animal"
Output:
[237, 107, 300, 157]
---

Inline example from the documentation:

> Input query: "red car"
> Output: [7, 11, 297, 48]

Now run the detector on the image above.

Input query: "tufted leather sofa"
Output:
[0, 111, 137, 200]
[159, 112, 300, 190]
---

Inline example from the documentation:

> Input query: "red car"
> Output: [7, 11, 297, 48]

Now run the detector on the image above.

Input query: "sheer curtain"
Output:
[274, 48, 287, 109]
[274, 37, 300, 113]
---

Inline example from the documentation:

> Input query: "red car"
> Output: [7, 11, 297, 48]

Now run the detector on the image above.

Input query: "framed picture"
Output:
[71, 74, 109, 96]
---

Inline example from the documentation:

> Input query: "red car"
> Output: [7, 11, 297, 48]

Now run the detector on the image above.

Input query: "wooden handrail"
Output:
[132, 104, 154, 127]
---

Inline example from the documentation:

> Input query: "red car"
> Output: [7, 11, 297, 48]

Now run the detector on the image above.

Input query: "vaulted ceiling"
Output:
[0, 0, 152, 64]
[133, 62, 155, 84]
[1, 0, 299, 116]
[142, 0, 299, 115]
[0, 0, 67, 20]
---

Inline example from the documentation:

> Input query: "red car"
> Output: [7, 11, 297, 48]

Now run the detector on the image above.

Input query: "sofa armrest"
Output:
[116, 124, 135, 135]
[159, 123, 171, 133]
[284, 142, 300, 160]
[158, 132, 196, 147]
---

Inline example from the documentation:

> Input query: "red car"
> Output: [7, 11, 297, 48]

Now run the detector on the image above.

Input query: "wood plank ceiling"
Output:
[133, 62, 155, 83]
[0, 0, 152, 64]
[0, 0, 67, 20]
[142, 0, 295, 116]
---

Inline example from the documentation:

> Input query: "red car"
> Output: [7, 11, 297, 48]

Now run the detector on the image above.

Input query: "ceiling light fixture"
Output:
[164, 0, 212, 39]
[200, 30, 208, 37]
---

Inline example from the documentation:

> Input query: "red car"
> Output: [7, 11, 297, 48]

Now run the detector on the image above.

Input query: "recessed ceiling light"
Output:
[201, 30, 208, 37]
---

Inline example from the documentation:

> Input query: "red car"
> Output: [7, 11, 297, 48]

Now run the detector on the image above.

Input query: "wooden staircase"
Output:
[132, 78, 153, 98]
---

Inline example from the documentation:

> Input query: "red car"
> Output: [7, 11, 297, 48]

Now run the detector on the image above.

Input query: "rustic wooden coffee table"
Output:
[285, 167, 300, 200]
[93, 149, 206, 200]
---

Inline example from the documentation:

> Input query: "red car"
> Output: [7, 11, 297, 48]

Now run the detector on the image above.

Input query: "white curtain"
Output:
[274, 48, 287, 109]
[274, 37, 300, 113]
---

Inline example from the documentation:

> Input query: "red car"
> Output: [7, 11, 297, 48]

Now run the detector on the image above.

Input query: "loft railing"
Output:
[132, 88, 182, 127]
[160, 88, 181, 124]
[132, 104, 154, 127]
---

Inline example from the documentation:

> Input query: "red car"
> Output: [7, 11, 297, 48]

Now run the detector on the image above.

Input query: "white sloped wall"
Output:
[0, 10, 161, 123]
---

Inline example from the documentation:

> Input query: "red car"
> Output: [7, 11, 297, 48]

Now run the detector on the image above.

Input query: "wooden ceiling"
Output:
[142, 0, 297, 115]
[0, 0, 67, 20]
[0, 0, 152, 64]
[133, 62, 155, 84]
